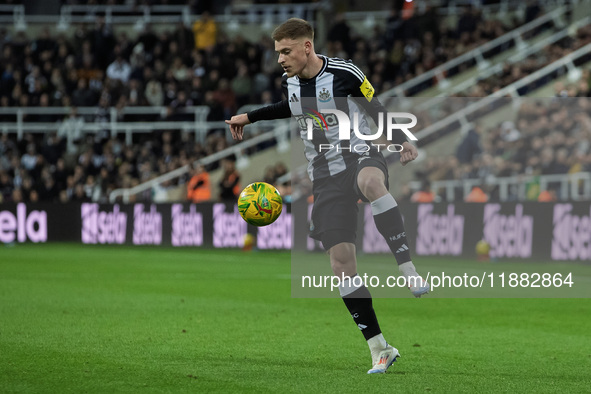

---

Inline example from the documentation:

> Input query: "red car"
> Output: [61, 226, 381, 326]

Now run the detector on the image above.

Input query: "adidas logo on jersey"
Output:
[289, 93, 299, 103]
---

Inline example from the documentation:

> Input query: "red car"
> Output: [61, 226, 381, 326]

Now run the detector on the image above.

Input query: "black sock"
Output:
[341, 283, 381, 340]
[371, 195, 411, 265]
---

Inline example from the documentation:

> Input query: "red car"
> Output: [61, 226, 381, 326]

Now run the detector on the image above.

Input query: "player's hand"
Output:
[225, 114, 251, 140]
[400, 142, 418, 166]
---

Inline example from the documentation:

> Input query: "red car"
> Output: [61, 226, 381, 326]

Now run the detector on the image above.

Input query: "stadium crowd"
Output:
[0, 4, 588, 203]
[457, 23, 591, 97]
[409, 71, 591, 202]
[0, 5, 539, 109]
[326, 5, 531, 95]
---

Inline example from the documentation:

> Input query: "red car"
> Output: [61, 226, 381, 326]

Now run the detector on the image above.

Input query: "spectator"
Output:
[457, 5, 480, 35]
[41, 133, 64, 166]
[124, 79, 146, 106]
[29, 189, 39, 203]
[11, 188, 23, 203]
[213, 78, 236, 119]
[38, 176, 58, 202]
[94, 93, 111, 144]
[84, 175, 100, 201]
[21, 144, 37, 171]
[456, 124, 482, 164]
[58, 107, 85, 154]
[274, 162, 288, 180]
[137, 24, 158, 56]
[59, 189, 69, 203]
[231, 64, 252, 108]
[263, 165, 276, 185]
[72, 183, 89, 202]
[77, 53, 103, 91]
[538, 190, 557, 202]
[173, 21, 195, 54]
[500, 121, 521, 142]
[170, 56, 191, 82]
[106, 55, 131, 84]
[0, 134, 16, 159]
[72, 79, 96, 107]
[465, 186, 489, 202]
[0, 171, 13, 201]
[168, 91, 194, 121]
[187, 164, 211, 203]
[218, 157, 240, 201]
[525, 0, 542, 23]
[188, 76, 204, 105]
[327, 13, 352, 57]
[145, 78, 163, 106]
[20, 177, 34, 201]
[90, 16, 115, 70]
[192, 12, 217, 51]
[410, 182, 436, 203]
[397, 183, 413, 203]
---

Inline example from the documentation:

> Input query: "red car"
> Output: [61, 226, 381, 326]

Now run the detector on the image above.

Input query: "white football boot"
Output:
[408, 276, 430, 298]
[367, 345, 400, 374]
[399, 262, 430, 298]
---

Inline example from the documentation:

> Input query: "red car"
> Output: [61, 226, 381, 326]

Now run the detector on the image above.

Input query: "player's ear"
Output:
[304, 39, 312, 54]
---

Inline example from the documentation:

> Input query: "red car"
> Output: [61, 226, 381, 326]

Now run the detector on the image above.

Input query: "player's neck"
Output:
[298, 53, 323, 80]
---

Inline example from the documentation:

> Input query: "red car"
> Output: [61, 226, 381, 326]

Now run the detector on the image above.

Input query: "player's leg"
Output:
[356, 166, 429, 297]
[326, 239, 380, 341]
[322, 233, 399, 373]
[312, 172, 398, 373]
[323, 236, 378, 340]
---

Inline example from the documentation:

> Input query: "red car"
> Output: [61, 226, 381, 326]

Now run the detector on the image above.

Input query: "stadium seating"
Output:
[0, 1, 590, 204]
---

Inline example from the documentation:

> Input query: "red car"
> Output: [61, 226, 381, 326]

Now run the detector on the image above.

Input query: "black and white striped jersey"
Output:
[248, 55, 406, 181]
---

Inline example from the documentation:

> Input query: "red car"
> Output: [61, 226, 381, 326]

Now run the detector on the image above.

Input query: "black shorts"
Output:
[309, 149, 389, 250]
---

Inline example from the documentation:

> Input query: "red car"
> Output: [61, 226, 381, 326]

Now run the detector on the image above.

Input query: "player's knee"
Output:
[358, 175, 387, 201]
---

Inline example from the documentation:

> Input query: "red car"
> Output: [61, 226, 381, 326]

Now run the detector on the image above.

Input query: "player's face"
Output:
[275, 38, 309, 77]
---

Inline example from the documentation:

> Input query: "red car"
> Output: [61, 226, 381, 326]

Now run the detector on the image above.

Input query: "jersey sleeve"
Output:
[343, 62, 408, 146]
[246, 74, 291, 122]
[247, 100, 291, 122]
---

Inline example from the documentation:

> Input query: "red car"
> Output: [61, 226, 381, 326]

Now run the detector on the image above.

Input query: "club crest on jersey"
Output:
[318, 88, 332, 102]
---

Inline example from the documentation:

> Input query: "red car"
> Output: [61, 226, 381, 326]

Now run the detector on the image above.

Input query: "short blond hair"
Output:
[272, 18, 314, 41]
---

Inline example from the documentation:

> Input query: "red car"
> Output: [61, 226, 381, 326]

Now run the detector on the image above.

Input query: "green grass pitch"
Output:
[1, 244, 590, 393]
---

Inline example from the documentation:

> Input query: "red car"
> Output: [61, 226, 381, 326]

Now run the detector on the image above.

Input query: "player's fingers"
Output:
[400, 152, 411, 166]
[229, 125, 237, 139]
[405, 149, 417, 161]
